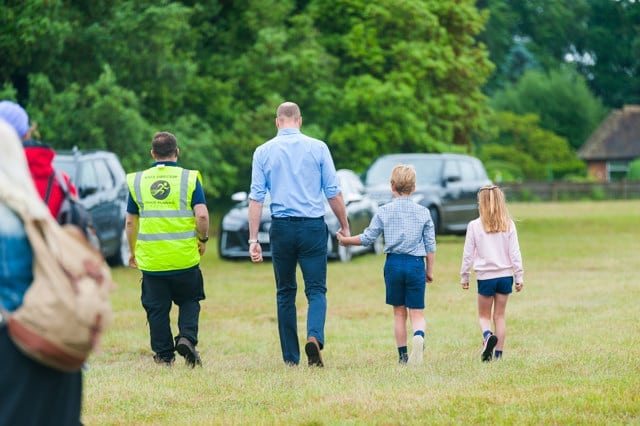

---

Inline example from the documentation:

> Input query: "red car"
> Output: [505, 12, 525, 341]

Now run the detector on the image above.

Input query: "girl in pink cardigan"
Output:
[460, 185, 524, 362]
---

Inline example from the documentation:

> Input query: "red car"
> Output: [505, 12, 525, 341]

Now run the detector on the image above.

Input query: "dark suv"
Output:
[363, 153, 492, 235]
[53, 148, 129, 265]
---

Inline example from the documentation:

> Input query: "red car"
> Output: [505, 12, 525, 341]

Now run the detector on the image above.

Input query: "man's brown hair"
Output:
[276, 102, 301, 120]
[152, 132, 178, 158]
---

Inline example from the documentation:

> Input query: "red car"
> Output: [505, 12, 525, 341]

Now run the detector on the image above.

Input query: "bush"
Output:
[627, 159, 640, 180]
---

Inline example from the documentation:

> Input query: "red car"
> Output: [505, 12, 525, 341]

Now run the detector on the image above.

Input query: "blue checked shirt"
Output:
[359, 197, 436, 256]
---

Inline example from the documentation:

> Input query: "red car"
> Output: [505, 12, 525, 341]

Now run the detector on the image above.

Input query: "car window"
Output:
[53, 158, 76, 181]
[459, 160, 476, 181]
[94, 159, 115, 190]
[472, 159, 489, 180]
[77, 161, 100, 193]
[442, 160, 460, 181]
[365, 157, 443, 185]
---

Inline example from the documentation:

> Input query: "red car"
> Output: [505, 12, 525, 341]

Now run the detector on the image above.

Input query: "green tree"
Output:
[2, 0, 496, 199]
[27, 68, 151, 170]
[628, 159, 640, 180]
[478, 0, 639, 109]
[490, 68, 606, 150]
[0, 0, 73, 98]
[478, 111, 585, 182]
[310, 0, 493, 170]
[572, 0, 640, 107]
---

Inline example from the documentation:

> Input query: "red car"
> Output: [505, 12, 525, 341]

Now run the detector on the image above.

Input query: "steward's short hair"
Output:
[152, 132, 177, 158]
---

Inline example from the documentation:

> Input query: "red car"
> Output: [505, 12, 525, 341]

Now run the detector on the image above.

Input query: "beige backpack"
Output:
[1, 191, 114, 372]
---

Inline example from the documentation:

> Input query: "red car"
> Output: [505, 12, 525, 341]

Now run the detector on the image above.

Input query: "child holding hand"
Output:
[337, 164, 435, 365]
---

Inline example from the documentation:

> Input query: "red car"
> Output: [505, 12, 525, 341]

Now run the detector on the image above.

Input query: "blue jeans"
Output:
[270, 217, 328, 365]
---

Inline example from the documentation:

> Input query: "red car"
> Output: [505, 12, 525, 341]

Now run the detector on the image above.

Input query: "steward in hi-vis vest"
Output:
[127, 166, 201, 272]
[125, 131, 209, 368]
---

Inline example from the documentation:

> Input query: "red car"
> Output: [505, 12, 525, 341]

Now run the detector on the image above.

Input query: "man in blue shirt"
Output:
[248, 102, 350, 367]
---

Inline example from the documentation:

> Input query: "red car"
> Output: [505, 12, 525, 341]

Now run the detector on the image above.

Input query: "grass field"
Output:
[83, 200, 640, 425]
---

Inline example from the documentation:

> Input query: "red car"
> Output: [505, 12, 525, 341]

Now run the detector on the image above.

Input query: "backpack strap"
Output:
[43, 172, 56, 204]
[54, 170, 70, 196]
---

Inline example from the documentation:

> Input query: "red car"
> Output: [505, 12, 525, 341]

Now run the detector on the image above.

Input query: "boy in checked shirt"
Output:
[337, 164, 435, 365]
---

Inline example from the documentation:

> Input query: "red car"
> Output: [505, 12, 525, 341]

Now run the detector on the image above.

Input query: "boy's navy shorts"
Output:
[383, 253, 426, 309]
[477, 276, 513, 296]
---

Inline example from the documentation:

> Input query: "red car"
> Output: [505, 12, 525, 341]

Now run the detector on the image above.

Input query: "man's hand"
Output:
[128, 254, 138, 269]
[250, 242, 263, 263]
[198, 241, 207, 256]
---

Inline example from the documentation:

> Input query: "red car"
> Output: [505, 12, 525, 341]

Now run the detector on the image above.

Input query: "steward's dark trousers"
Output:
[141, 266, 205, 359]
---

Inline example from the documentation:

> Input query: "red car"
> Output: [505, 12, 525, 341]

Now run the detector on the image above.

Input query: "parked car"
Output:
[218, 169, 383, 262]
[362, 153, 492, 235]
[53, 148, 130, 266]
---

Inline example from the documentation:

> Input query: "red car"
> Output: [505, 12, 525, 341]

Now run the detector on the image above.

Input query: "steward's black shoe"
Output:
[176, 337, 202, 368]
[153, 354, 175, 366]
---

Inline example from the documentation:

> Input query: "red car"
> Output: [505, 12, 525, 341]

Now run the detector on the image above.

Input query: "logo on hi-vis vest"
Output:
[150, 180, 171, 200]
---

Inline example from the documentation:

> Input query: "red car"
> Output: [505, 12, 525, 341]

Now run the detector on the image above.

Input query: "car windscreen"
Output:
[52, 157, 76, 181]
[364, 157, 443, 185]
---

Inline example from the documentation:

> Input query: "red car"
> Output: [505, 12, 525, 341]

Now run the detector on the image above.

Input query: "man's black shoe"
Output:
[305, 337, 324, 367]
[176, 337, 202, 368]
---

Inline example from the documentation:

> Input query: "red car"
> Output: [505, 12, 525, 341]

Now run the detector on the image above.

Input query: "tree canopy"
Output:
[1, 0, 495, 198]
[2, 0, 638, 197]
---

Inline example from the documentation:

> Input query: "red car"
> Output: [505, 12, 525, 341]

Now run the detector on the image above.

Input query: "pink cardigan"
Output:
[460, 218, 524, 284]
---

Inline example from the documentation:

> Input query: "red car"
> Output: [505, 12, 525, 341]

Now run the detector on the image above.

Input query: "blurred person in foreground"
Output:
[0, 100, 78, 218]
[248, 101, 350, 367]
[0, 119, 82, 426]
[125, 131, 209, 367]
[460, 185, 524, 362]
[337, 164, 436, 365]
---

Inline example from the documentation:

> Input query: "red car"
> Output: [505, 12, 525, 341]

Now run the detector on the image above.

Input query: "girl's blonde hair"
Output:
[390, 164, 416, 195]
[477, 185, 511, 233]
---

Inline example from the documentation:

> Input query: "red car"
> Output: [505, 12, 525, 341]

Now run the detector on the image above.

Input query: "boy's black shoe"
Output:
[305, 337, 324, 367]
[481, 334, 498, 362]
[176, 337, 202, 368]
[153, 354, 175, 366]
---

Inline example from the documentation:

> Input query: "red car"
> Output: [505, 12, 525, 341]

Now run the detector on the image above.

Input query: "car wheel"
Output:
[429, 206, 440, 235]
[338, 244, 352, 262]
[372, 235, 384, 255]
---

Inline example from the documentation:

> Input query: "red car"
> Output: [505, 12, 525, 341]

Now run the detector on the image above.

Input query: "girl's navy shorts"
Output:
[477, 276, 513, 296]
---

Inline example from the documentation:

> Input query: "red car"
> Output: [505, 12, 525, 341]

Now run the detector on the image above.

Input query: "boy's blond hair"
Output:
[477, 185, 511, 233]
[390, 164, 416, 195]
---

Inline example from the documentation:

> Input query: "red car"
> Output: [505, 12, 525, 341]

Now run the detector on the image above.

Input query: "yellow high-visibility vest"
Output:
[127, 164, 202, 272]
